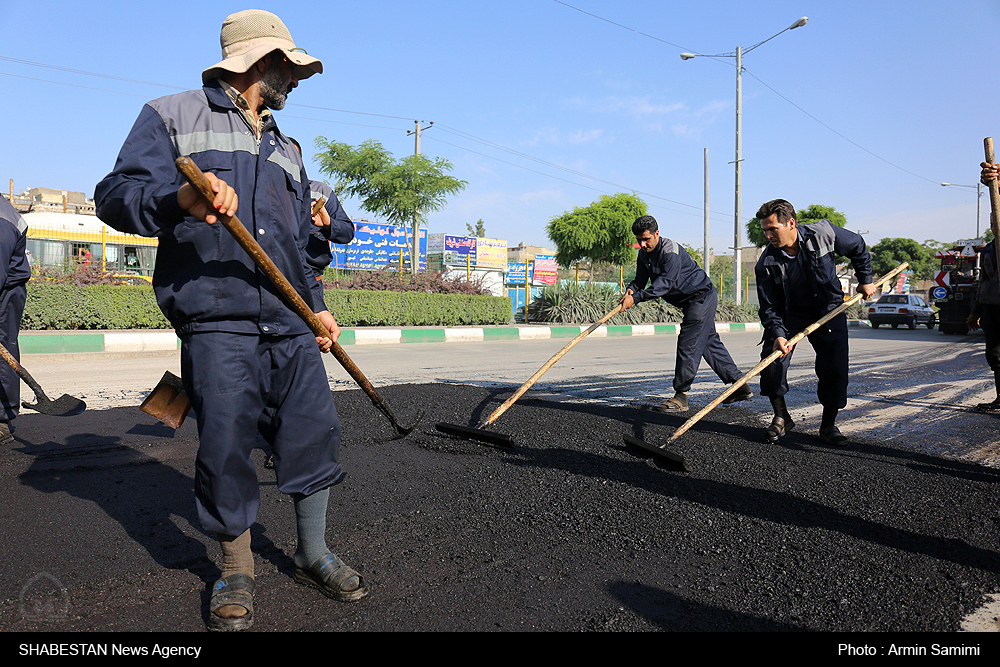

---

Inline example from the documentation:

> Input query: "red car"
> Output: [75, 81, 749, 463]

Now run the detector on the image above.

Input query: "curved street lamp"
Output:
[681, 17, 808, 305]
[941, 182, 983, 239]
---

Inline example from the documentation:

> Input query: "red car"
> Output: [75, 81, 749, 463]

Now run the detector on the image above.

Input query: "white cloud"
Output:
[567, 128, 604, 144]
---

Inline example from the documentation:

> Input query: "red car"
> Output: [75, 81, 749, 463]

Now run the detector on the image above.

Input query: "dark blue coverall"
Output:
[0, 196, 30, 424]
[755, 220, 873, 410]
[970, 240, 1000, 397]
[95, 81, 343, 537]
[627, 237, 742, 393]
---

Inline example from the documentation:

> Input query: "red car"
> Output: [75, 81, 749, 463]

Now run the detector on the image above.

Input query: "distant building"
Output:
[3, 187, 95, 215]
[507, 243, 555, 265]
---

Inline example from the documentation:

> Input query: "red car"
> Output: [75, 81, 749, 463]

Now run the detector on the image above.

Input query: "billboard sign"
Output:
[533, 254, 557, 285]
[331, 222, 426, 271]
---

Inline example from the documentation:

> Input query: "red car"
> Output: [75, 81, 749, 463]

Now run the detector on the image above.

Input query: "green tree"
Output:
[709, 254, 734, 297]
[746, 204, 848, 247]
[466, 219, 486, 237]
[546, 193, 647, 267]
[682, 244, 703, 268]
[870, 237, 935, 281]
[315, 138, 467, 274]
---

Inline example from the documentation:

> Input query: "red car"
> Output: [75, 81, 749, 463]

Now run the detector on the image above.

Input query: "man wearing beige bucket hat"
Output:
[95, 9, 367, 632]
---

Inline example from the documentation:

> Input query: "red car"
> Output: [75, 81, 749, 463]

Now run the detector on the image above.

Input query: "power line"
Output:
[0, 71, 152, 98]
[550, 0, 691, 51]
[0, 55, 417, 121]
[741, 68, 939, 186]
[431, 125, 733, 223]
[424, 133, 725, 223]
[4, 55, 727, 221]
[549, 0, 942, 187]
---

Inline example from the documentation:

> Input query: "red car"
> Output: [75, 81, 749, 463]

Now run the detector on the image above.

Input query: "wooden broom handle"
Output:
[984, 138, 1000, 278]
[478, 304, 625, 429]
[175, 157, 407, 425]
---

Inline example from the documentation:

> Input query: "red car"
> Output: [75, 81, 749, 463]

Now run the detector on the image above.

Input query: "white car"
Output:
[868, 293, 936, 330]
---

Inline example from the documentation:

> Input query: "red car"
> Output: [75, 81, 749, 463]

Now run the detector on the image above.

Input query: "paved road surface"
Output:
[2, 326, 999, 647]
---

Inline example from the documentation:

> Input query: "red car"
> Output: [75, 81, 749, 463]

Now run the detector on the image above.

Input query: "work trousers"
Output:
[673, 288, 742, 393]
[759, 312, 849, 410]
[0, 285, 26, 422]
[980, 304, 1000, 394]
[180, 331, 343, 537]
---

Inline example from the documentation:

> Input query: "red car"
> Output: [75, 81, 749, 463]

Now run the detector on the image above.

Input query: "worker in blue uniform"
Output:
[288, 136, 355, 248]
[95, 10, 366, 632]
[754, 199, 875, 446]
[620, 215, 752, 412]
[971, 161, 1000, 412]
[0, 196, 30, 446]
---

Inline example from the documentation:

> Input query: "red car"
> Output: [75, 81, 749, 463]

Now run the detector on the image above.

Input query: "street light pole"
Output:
[941, 182, 983, 239]
[734, 44, 742, 303]
[682, 17, 808, 306]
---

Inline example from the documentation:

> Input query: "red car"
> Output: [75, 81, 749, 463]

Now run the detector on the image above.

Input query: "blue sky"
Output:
[2, 0, 999, 257]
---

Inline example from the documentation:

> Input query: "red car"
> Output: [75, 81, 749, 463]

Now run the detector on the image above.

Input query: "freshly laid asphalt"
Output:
[2, 373, 999, 646]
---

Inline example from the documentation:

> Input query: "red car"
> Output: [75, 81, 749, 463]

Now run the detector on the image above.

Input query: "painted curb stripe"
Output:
[401, 329, 446, 344]
[20, 334, 106, 354]
[16, 319, 829, 353]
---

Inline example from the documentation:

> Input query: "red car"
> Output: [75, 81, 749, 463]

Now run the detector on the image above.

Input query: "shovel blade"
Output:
[388, 410, 425, 440]
[22, 394, 86, 417]
[140, 371, 191, 429]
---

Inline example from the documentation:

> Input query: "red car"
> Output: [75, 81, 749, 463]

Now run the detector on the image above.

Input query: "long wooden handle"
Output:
[478, 304, 625, 428]
[0, 340, 47, 401]
[175, 158, 404, 426]
[176, 157, 330, 338]
[666, 262, 908, 443]
[983, 138, 1000, 278]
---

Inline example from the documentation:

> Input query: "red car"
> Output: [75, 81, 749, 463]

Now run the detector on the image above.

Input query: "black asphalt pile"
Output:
[1, 382, 998, 635]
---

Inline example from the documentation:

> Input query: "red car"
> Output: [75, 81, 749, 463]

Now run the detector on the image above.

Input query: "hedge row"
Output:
[21, 283, 869, 331]
[21, 284, 512, 330]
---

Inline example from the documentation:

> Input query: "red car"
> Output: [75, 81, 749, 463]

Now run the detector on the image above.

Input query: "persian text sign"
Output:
[533, 254, 557, 285]
[331, 222, 426, 271]
[506, 262, 533, 284]
[475, 237, 507, 269]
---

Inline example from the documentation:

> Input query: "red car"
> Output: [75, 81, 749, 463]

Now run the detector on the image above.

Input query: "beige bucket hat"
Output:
[202, 9, 323, 84]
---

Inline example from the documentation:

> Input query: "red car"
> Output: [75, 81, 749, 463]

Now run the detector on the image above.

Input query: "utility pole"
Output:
[704, 148, 710, 278]
[406, 120, 433, 276]
[733, 44, 743, 305]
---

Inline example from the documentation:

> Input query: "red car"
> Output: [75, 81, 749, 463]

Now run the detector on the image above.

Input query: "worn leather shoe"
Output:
[764, 413, 794, 444]
[655, 392, 688, 413]
[819, 424, 848, 447]
[723, 384, 753, 404]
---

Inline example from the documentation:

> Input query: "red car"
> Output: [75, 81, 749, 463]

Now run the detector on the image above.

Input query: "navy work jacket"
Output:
[0, 197, 30, 292]
[627, 237, 713, 308]
[94, 80, 324, 337]
[755, 220, 873, 340]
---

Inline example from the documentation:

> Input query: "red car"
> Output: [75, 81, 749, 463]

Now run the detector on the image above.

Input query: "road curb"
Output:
[16, 320, 870, 355]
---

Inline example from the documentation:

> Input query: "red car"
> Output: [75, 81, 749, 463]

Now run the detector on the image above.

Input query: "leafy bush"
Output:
[323, 290, 510, 327]
[22, 283, 510, 330]
[323, 268, 490, 295]
[29, 264, 150, 286]
[530, 283, 758, 324]
[23, 284, 170, 330]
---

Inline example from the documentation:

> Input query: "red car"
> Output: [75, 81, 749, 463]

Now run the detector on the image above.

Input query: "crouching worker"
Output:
[754, 199, 875, 446]
[620, 215, 753, 412]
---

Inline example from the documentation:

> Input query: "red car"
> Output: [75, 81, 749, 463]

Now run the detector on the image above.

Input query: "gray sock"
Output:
[293, 487, 331, 570]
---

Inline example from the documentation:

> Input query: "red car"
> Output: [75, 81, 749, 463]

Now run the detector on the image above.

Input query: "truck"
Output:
[931, 239, 984, 334]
